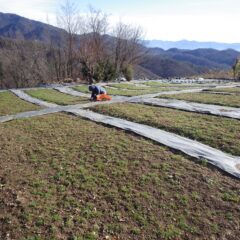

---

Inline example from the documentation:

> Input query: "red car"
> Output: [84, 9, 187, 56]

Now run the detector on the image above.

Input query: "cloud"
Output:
[0, 0, 58, 23]
[109, 12, 240, 43]
[0, 0, 239, 42]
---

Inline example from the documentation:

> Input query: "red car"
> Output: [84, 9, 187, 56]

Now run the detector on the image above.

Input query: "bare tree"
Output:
[112, 22, 146, 80]
[55, 1, 146, 83]
[57, 0, 81, 79]
[54, 3, 145, 83]
[77, 6, 110, 83]
[87, 6, 108, 62]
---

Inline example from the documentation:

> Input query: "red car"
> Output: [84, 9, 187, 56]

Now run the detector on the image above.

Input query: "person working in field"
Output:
[88, 85, 112, 101]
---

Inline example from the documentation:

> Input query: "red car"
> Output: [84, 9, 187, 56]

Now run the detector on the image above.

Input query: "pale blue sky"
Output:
[0, 0, 239, 42]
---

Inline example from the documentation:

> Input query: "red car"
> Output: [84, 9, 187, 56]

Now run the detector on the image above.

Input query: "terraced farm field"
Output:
[160, 92, 240, 108]
[107, 83, 152, 90]
[142, 81, 217, 88]
[91, 103, 240, 155]
[73, 85, 182, 97]
[204, 87, 240, 94]
[0, 91, 41, 116]
[1, 81, 240, 240]
[26, 89, 89, 105]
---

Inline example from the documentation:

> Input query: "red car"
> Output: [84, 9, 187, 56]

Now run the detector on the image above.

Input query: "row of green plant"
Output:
[91, 103, 240, 156]
[0, 91, 40, 116]
[159, 92, 240, 108]
[73, 85, 182, 97]
[26, 89, 89, 105]
[1, 113, 239, 239]
[203, 87, 240, 94]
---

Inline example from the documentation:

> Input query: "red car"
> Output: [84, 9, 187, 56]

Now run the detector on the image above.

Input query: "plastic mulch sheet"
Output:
[11, 89, 58, 108]
[0, 107, 63, 123]
[130, 98, 240, 120]
[0, 96, 130, 122]
[2, 89, 240, 178]
[54, 87, 89, 97]
[67, 109, 240, 179]
[54, 86, 130, 101]
[131, 88, 204, 100]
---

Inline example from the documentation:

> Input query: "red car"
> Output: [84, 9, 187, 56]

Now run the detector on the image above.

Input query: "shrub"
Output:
[122, 65, 133, 81]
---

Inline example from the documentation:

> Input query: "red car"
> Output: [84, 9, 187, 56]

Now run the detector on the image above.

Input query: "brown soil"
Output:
[0, 113, 239, 240]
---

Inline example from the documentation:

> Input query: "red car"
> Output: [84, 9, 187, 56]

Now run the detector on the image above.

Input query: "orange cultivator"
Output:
[96, 94, 112, 101]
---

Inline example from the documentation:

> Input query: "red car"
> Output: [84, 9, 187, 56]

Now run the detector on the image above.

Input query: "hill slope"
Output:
[0, 12, 66, 45]
[0, 12, 239, 81]
[141, 47, 239, 78]
[145, 40, 240, 51]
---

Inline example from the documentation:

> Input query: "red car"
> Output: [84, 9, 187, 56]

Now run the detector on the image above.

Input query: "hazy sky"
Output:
[0, 0, 239, 43]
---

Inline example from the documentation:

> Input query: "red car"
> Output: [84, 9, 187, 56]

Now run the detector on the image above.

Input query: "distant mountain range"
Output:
[140, 47, 239, 78]
[0, 12, 239, 83]
[145, 40, 240, 51]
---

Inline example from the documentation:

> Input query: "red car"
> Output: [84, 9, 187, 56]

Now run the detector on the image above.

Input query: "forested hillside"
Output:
[0, 12, 239, 88]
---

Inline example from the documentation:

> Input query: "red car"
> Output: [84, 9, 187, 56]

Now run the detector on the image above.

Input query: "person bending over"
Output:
[89, 85, 107, 101]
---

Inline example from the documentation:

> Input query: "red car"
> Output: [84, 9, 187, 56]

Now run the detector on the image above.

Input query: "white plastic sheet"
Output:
[129, 85, 240, 101]
[130, 98, 240, 120]
[0, 108, 62, 123]
[68, 109, 240, 178]
[132, 79, 237, 85]
[54, 86, 89, 97]
[11, 89, 58, 108]
[10, 89, 127, 109]
[2, 88, 240, 178]
[55, 86, 131, 101]
[130, 88, 204, 100]
[0, 94, 130, 123]
[0, 115, 14, 122]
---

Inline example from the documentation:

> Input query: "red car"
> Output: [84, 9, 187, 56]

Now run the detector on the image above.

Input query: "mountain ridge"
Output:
[0, 12, 239, 86]
[0, 12, 66, 45]
[145, 40, 240, 51]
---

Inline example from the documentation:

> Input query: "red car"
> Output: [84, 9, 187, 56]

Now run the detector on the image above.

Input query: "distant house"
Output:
[233, 59, 240, 80]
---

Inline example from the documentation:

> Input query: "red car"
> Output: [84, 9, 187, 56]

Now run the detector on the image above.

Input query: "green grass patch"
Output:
[142, 81, 214, 88]
[73, 85, 94, 94]
[1, 113, 240, 239]
[73, 85, 151, 96]
[160, 92, 240, 108]
[73, 85, 182, 97]
[26, 89, 89, 105]
[91, 103, 240, 156]
[107, 83, 152, 90]
[203, 87, 240, 94]
[0, 91, 41, 116]
[104, 87, 167, 96]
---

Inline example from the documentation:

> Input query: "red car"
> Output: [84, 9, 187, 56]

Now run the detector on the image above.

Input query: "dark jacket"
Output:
[89, 85, 106, 99]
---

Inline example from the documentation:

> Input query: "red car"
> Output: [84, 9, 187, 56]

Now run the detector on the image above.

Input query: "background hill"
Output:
[0, 12, 66, 45]
[142, 47, 240, 78]
[145, 40, 240, 51]
[0, 12, 239, 87]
